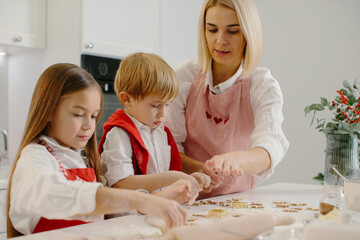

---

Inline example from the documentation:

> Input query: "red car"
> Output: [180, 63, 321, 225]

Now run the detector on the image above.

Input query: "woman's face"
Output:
[205, 5, 246, 69]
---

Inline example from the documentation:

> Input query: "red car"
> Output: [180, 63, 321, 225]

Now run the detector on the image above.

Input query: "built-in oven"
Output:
[81, 54, 123, 143]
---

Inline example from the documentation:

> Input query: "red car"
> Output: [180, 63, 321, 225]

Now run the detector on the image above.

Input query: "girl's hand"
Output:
[157, 179, 199, 205]
[138, 193, 187, 229]
[205, 151, 245, 177]
[190, 172, 211, 192]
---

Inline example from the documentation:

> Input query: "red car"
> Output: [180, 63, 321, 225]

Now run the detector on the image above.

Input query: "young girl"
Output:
[6, 63, 187, 237]
[99, 52, 211, 204]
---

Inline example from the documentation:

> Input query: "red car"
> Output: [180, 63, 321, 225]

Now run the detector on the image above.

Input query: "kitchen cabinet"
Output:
[81, 0, 161, 58]
[81, 0, 202, 66]
[0, 0, 46, 49]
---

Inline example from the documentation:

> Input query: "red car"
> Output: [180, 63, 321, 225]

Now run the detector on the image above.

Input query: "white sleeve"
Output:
[101, 127, 135, 186]
[250, 68, 290, 180]
[165, 60, 200, 153]
[10, 146, 102, 223]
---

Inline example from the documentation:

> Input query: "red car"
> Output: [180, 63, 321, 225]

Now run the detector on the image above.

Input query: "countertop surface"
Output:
[9, 182, 328, 240]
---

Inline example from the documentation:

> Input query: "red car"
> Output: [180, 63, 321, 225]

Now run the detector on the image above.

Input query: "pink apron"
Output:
[184, 71, 256, 199]
[33, 141, 97, 233]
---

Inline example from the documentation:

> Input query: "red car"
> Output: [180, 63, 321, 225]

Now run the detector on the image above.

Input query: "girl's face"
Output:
[205, 5, 246, 69]
[47, 87, 101, 149]
[125, 94, 171, 130]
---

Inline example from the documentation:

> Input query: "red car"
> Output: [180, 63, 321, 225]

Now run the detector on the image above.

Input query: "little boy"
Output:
[99, 52, 210, 204]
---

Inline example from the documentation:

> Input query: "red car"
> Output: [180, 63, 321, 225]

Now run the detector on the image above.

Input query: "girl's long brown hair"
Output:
[6, 63, 103, 237]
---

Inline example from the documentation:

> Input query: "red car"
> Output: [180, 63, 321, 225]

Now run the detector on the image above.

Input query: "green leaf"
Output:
[343, 79, 352, 89]
[326, 122, 338, 129]
[320, 97, 328, 106]
[354, 76, 360, 90]
[340, 88, 350, 96]
[334, 130, 351, 134]
[311, 104, 324, 111]
[313, 173, 324, 183]
[338, 122, 350, 131]
[340, 88, 358, 104]
[323, 127, 335, 134]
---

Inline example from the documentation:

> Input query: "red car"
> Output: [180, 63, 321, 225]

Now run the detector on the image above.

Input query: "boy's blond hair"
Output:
[114, 52, 178, 104]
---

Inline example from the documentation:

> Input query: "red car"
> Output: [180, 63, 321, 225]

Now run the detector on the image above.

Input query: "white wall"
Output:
[8, 52, 44, 160]
[160, 0, 203, 67]
[254, 0, 360, 185]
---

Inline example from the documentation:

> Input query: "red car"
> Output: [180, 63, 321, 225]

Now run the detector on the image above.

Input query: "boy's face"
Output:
[125, 95, 172, 130]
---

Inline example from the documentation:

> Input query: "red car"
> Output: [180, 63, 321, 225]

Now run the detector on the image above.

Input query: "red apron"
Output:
[33, 141, 97, 234]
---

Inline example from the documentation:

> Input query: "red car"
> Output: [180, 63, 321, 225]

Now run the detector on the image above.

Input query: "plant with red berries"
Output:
[305, 79, 360, 184]
[305, 79, 360, 137]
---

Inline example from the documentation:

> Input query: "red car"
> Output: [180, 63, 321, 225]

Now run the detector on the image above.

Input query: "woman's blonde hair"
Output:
[6, 63, 104, 237]
[114, 52, 178, 103]
[198, 0, 263, 78]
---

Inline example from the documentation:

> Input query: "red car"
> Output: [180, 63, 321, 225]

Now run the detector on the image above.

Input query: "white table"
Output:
[10, 182, 324, 240]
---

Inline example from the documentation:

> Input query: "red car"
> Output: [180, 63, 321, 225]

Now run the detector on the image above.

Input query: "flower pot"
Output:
[324, 134, 360, 186]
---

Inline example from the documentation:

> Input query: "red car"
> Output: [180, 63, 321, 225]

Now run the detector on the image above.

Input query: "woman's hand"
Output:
[205, 148, 271, 177]
[155, 179, 199, 205]
[205, 151, 246, 177]
[137, 193, 188, 229]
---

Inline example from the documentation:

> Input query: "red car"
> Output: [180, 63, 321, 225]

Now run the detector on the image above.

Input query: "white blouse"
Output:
[165, 59, 289, 180]
[9, 135, 103, 235]
[101, 114, 171, 187]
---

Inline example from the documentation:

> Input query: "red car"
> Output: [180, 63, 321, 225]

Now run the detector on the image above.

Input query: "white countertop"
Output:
[9, 182, 326, 240]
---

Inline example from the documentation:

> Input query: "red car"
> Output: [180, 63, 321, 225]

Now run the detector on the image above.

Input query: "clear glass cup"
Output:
[319, 185, 346, 215]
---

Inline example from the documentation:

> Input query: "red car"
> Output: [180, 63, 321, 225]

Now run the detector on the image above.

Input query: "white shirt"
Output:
[101, 114, 171, 187]
[9, 135, 103, 235]
[165, 59, 289, 180]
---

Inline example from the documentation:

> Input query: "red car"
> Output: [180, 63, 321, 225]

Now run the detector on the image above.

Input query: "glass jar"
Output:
[319, 185, 346, 215]
[324, 134, 359, 186]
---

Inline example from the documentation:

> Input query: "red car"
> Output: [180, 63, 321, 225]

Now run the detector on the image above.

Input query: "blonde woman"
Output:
[7, 63, 187, 237]
[165, 0, 289, 199]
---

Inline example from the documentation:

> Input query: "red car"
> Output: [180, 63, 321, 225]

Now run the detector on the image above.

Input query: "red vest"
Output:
[98, 109, 181, 174]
